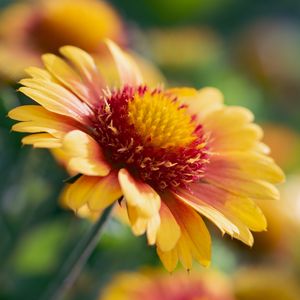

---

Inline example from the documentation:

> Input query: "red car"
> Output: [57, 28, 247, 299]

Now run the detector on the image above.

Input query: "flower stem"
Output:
[40, 203, 115, 300]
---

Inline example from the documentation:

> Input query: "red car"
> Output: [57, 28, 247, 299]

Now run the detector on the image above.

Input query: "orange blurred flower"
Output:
[0, 0, 124, 81]
[234, 267, 300, 300]
[9, 41, 284, 271]
[100, 269, 234, 300]
[261, 123, 300, 172]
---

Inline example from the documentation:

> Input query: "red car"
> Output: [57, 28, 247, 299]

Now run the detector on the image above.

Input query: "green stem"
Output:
[40, 204, 115, 300]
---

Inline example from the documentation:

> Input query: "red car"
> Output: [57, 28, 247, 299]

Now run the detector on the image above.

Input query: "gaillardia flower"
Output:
[9, 41, 284, 271]
[100, 269, 234, 300]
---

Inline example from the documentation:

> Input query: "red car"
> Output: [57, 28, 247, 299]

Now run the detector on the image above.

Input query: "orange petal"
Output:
[106, 39, 143, 86]
[63, 130, 111, 176]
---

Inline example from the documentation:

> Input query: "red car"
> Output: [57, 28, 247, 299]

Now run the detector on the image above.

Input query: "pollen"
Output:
[128, 91, 197, 148]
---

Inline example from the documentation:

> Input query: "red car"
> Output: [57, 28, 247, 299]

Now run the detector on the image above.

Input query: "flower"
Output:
[99, 269, 234, 300]
[9, 40, 284, 271]
[233, 267, 300, 300]
[0, 0, 124, 81]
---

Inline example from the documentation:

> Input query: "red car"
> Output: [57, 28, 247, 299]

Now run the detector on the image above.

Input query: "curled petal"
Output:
[118, 168, 161, 218]
[63, 130, 111, 176]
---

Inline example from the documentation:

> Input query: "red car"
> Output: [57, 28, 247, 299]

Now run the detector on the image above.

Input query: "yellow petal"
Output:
[167, 87, 224, 119]
[87, 171, 122, 211]
[225, 197, 267, 232]
[156, 202, 181, 252]
[126, 205, 148, 235]
[157, 247, 178, 273]
[25, 67, 54, 81]
[63, 130, 111, 176]
[118, 168, 161, 218]
[22, 133, 61, 148]
[164, 193, 211, 268]
[106, 39, 143, 86]
[64, 174, 121, 212]
[9, 105, 79, 138]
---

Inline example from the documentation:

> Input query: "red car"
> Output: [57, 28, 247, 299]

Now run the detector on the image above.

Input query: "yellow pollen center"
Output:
[128, 91, 197, 148]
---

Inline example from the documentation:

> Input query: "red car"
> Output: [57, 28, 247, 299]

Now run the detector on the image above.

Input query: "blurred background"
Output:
[0, 0, 300, 299]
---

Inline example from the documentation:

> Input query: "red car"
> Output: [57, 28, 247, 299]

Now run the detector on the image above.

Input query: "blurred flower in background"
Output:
[0, 0, 124, 81]
[143, 27, 222, 72]
[100, 269, 234, 300]
[233, 267, 300, 300]
[261, 123, 300, 173]
[235, 19, 300, 122]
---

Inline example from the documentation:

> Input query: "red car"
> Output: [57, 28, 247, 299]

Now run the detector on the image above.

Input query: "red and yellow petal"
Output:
[59, 45, 105, 98]
[175, 183, 267, 245]
[106, 40, 143, 87]
[42, 53, 100, 107]
[19, 78, 92, 124]
[62, 130, 111, 176]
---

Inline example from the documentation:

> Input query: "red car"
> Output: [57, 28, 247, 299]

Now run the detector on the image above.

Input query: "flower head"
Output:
[9, 40, 284, 271]
[100, 269, 233, 300]
[0, 0, 124, 80]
